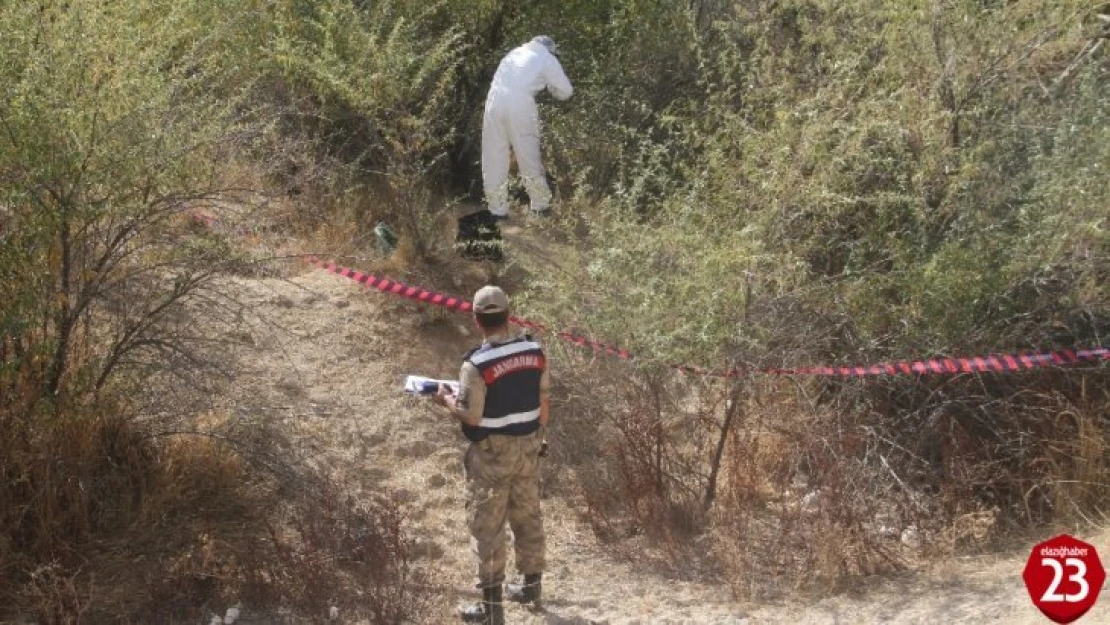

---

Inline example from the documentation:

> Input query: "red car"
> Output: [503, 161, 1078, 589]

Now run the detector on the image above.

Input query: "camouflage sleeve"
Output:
[457, 361, 486, 421]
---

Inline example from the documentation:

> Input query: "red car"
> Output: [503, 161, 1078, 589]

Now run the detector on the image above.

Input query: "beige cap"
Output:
[473, 285, 509, 313]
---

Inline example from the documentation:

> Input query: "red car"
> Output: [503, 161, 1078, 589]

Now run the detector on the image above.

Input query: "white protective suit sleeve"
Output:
[543, 56, 573, 101]
[481, 42, 574, 216]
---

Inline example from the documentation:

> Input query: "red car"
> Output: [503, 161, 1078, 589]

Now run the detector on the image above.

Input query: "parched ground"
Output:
[208, 223, 1109, 625]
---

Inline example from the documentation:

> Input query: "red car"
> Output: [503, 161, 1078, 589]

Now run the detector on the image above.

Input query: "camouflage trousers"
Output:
[464, 432, 545, 588]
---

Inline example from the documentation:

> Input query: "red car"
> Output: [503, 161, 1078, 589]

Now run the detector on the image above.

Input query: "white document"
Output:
[403, 375, 459, 396]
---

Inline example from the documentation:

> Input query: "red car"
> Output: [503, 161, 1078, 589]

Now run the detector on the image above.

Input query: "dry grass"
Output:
[0, 147, 488, 619]
[0, 386, 430, 623]
[550, 352, 1110, 599]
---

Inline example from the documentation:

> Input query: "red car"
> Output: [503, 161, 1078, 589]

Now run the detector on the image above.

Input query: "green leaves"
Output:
[268, 0, 466, 162]
[0, 0, 264, 397]
[523, 0, 1106, 371]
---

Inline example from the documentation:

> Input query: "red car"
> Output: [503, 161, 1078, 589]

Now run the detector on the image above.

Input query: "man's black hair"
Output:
[475, 310, 509, 330]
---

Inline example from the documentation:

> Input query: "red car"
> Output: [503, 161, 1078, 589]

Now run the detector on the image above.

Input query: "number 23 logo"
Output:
[1041, 558, 1090, 603]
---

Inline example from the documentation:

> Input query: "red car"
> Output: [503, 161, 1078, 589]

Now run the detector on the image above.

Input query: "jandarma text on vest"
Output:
[485, 354, 544, 383]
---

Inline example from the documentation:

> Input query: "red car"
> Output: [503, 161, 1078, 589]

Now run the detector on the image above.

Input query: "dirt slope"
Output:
[215, 247, 1109, 624]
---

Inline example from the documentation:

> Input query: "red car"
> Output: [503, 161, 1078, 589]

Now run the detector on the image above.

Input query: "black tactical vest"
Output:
[461, 335, 545, 442]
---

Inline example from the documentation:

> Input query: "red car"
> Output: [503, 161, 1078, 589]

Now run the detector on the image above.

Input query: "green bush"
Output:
[518, 0, 1108, 592]
[0, 2, 430, 621]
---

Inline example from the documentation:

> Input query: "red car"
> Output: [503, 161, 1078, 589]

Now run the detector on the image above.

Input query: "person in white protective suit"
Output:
[482, 35, 573, 220]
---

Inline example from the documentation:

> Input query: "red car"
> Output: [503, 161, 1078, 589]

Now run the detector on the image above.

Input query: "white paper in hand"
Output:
[404, 375, 459, 396]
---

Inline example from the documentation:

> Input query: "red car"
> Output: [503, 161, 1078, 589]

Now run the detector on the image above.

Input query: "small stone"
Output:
[901, 526, 921, 548]
[801, 490, 821, 512]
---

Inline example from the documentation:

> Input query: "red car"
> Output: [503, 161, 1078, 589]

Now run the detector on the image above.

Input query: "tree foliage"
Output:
[514, 0, 1108, 368]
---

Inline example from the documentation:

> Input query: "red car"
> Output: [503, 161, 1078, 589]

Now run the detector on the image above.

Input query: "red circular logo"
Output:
[1023, 534, 1105, 623]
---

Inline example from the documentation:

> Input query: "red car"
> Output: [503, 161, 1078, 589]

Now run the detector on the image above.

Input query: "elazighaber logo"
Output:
[1023, 534, 1106, 623]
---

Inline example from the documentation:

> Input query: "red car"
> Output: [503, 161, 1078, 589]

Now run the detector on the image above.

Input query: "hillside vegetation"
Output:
[1, 0, 1107, 621]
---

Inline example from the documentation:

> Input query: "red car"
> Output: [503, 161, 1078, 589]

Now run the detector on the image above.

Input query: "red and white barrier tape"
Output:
[309, 257, 1107, 377]
[685, 348, 1109, 378]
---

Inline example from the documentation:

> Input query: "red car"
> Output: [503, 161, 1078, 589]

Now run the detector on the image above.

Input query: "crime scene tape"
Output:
[308, 257, 1107, 378]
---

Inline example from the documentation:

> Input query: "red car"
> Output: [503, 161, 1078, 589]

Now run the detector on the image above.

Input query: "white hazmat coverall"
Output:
[482, 38, 573, 217]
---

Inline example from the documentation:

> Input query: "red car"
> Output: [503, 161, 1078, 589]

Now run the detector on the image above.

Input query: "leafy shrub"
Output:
[0, 2, 429, 621]
[524, 0, 1109, 593]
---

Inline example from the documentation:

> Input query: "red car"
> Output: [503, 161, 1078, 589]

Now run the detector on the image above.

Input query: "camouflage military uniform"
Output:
[464, 429, 545, 587]
[456, 328, 549, 588]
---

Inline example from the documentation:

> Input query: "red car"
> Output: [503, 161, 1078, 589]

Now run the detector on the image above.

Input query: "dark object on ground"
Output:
[457, 210, 504, 262]
[375, 222, 398, 254]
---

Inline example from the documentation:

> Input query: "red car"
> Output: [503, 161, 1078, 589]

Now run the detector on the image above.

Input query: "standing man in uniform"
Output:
[433, 286, 549, 625]
[482, 35, 573, 221]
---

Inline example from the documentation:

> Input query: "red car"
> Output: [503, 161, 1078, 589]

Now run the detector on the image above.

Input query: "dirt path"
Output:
[215, 254, 1109, 624]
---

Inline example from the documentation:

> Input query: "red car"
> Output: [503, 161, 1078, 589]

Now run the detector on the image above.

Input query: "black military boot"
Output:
[506, 573, 542, 607]
[460, 585, 504, 625]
